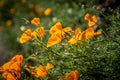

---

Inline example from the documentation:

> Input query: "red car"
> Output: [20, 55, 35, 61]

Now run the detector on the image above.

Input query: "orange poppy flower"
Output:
[48, 22, 73, 47]
[35, 65, 48, 77]
[44, 8, 51, 16]
[31, 17, 40, 26]
[10, 62, 21, 71]
[84, 28, 95, 39]
[49, 22, 62, 35]
[80, 28, 101, 40]
[0, 55, 23, 80]
[67, 36, 78, 44]
[47, 22, 63, 47]
[78, 31, 86, 41]
[88, 21, 95, 27]
[84, 13, 98, 27]
[26, 63, 54, 78]
[62, 27, 72, 38]
[84, 13, 92, 21]
[47, 33, 62, 47]
[32, 27, 45, 38]
[2, 72, 16, 80]
[0, 55, 23, 71]
[75, 28, 82, 40]
[58, 70, 79, 80]
[65, 70, 79, 80]
[75, 28, 82, 35]
[19, 29, 32, 44]
[67, 28, 81, 44]
[11, 55, 23, 64]
[92, 16, 98, 23]
[78, 28, 94, 41]
[49, 22, 72, 37]
[35, 63, 54, 77]
[45, 63, 54, 70]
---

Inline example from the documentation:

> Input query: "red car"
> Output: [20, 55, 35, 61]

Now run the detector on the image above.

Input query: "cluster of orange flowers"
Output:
[47, 22, 101, 46]
[84, 13, 98, 27]
[19, 18, 44, 44]
[0, 54, 79, 80]
[47, 22, 72, 47]
[1, 13, 101, 79]
[0, 55, 54, 80]
[0, 55, 23, 80]
[19, 13, 101, 47]
[25, 63, 54, 78]
[67, 27, 101, 44]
